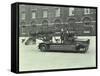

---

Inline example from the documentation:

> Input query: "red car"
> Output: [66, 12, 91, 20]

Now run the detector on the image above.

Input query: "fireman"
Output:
[61, 28, 66, 43]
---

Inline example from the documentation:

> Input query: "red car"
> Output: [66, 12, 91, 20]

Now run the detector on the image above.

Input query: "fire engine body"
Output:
[38, 31, 90, 53]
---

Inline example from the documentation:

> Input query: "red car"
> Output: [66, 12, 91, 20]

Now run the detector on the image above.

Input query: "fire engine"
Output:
[38, 30, 90, 53]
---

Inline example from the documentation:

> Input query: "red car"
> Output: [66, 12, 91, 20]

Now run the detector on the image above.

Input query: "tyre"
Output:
[83, 46, 88, 53]
[39, 44, 47, 52]
[76, 44, 87, 53]
[79, 47, 88, 53]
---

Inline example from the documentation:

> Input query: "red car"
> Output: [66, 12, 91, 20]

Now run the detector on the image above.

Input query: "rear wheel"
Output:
[40, 44, 47, 52]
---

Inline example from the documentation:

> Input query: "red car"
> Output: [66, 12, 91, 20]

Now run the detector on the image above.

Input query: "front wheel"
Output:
[79, 47, 87, 53]
[76, 44, 88, 53]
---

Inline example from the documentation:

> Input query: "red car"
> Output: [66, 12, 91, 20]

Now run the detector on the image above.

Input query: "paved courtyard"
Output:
[19, 36, 96, 71]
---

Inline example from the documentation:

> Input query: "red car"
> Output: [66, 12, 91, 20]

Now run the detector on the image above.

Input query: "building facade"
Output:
[19, 5, 96, 36]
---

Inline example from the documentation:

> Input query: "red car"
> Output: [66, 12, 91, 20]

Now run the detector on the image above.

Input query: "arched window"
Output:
[82, 17, 92, 34]
[54, 19, 61, 31]
[68, 18, 76, 31]
[83, 17, 91, 26]
[68, 18, 76, 24]
[31, 21, 36, 27]
[42, 20, 48, 33]
[42, 20, 48, 26]
[54, 19, 61, 28]
[20, 21, 26, 36]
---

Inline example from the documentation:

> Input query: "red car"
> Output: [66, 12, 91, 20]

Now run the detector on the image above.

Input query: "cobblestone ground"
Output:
[19, 36, 96, 71]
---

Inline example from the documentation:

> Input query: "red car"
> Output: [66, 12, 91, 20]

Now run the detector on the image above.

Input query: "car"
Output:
[20, 37, 36, 45]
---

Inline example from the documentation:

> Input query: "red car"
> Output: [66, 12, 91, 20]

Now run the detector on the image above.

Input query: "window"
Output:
[42, 20, 48, 26]
[43, 10, 48, 18]
[84, 8, 90, 14]
[69, 8, 74, 16]
[54, 19, 61, 26]
[21, 26, 26, 35]
[83, 17, 91, 26]
[83, 31, 90, 33]
[32, 11, 36, 19]
[21, 12, 25, 20]
[31, 21, 36, 26]
[55, 8, 60, 17]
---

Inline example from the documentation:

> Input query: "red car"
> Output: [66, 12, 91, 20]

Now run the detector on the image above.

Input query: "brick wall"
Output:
[19, 5, 96, 36]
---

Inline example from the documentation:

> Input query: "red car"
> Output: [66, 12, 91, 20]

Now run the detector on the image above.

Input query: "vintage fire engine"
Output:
[38, 30, 90, 53]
